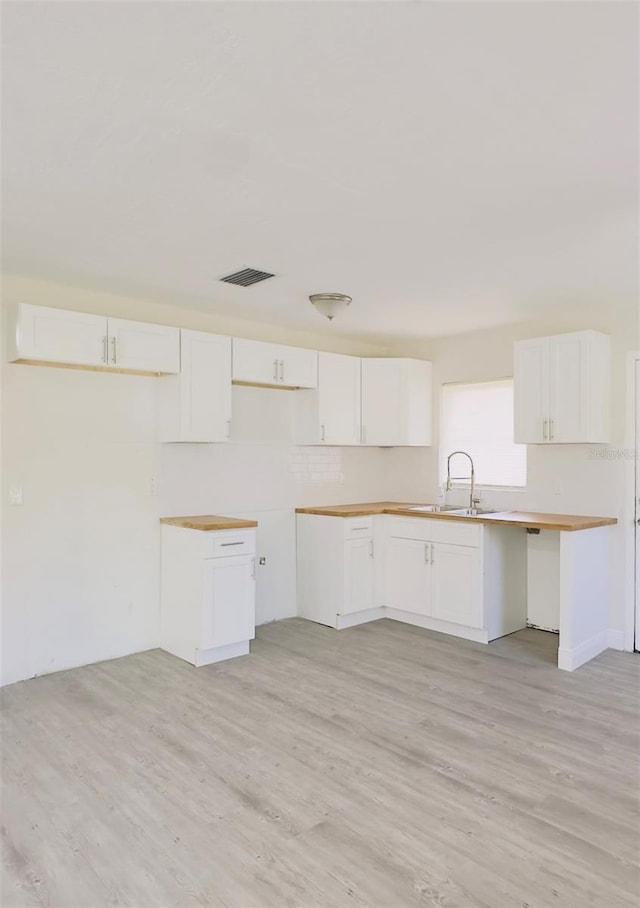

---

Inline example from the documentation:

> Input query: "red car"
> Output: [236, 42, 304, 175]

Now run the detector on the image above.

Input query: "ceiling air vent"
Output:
[219, 267, 275, 287]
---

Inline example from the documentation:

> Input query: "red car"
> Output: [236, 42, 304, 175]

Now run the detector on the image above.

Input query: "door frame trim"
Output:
[625, 351, 640, 651]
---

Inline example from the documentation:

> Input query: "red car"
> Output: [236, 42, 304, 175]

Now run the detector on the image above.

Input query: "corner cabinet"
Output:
[10, 303, 180, 374]
[514, 330, 610, 444]
[295, 351, 362, 445]
[361, 358, 432, 446]
[296, 515, 382, 628]
[158, 330, 232, 443]
[232, 337, 318, 389]
[160, 524, 256, 666]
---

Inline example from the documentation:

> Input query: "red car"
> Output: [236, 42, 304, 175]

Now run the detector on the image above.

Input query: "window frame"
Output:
[439, 376, 527, 491]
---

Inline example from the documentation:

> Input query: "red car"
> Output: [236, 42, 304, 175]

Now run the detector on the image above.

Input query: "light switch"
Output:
[9, 486, 23, 506]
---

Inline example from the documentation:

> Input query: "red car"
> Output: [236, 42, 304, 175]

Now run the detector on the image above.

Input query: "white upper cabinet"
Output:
[232, 338, 281, 386]
[107, 318, 179, 374]
[514, 330, 610, 444]
[232, 338, 318, 389]
[10, 304, 180, 374]
[295, 352, 361, 445]
[159, 330, 232, 443]
[11, 304, 107, 367]
[361, 358, 432, 446]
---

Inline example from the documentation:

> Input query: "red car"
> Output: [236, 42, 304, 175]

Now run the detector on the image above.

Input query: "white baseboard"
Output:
[386, 609, 489, 644]
[336, 607, 386, 629]
[607, 629, 626, 651]
[558, 629, 609, 672]
[195, 640, 250, 666]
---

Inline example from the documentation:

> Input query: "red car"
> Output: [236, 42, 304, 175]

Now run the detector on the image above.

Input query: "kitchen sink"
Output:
[405, 504, 461, 513]
[445, 507, 499, 517]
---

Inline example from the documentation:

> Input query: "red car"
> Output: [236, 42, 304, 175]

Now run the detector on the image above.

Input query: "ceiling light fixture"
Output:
[308, 292, 352, 321]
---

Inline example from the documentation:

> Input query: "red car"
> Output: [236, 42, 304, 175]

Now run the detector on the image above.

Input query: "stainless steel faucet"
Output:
[445, 450, 476, 512]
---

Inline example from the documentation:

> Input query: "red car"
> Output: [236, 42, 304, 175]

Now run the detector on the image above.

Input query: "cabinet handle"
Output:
[220, 541, 244, 547]
[279, 360, 284, 383]
[273, 359, 279, 381]
[352, 526, 369, 531]
[430, 543, 434, 565]
[549, 418, 554, 440]
[102, 336, 108, 363]
[543, 418, 548, 440]
[320, 424, 326, 442]
[111, 336, 117, 364]
[251, 557, 256, 580]
[370, 540, 374, 559]
[227, 418, 231, 439]
[424, 543, 429, 565]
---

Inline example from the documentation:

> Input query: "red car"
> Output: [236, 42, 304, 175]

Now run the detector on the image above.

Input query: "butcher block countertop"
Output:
[160, 515, 258, 531]
[295, 502, 617, 532]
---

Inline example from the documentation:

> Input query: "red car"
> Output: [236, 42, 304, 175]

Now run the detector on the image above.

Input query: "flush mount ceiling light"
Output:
[308, 293, 352, 321]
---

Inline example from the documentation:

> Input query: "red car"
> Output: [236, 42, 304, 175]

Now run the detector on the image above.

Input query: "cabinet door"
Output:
[201, 555, 256, 649]
[318, 352, 361, 445]
[342, 537, 374, 615]
[514, 338, 548, 443]
[15, 304, 107, 367]
[431, 543, 481, 628]
[548, 333, 584, 443]
[232, 338, 281, 385]
[279, 345, 318, 389]
[107, 318, 179, 373]
[361, 359, 406, 445]
[385, 536, 431, 615]
[162, 330, 232, 442]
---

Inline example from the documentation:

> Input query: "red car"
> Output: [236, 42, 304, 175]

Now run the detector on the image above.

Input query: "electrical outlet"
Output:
[9, 486, 23, 506]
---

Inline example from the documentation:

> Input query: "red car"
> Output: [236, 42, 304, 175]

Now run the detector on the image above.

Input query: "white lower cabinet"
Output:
[201, 554, 255, 649]
[161, 525, 256, 666]
[297, 516, 381, 628]
[344, 536, 375, 615]
[385, 529, 480, 629]
[430, 542, 481, 628]
[385, 537, 431, 615]
[297, 514, 526, 642]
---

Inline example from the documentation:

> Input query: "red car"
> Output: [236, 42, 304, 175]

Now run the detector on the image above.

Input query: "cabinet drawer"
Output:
[387, 517, 480, 547]
[343, 517, 374, 539]
[203, 530, 256, 558]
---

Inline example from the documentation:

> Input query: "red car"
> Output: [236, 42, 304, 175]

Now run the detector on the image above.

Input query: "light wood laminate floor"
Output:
[2, 619, 639, 908]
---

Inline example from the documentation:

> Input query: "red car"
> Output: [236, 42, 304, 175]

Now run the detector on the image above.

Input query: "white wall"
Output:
[1, 275, 391, 686]
[385, 306, 639, 641]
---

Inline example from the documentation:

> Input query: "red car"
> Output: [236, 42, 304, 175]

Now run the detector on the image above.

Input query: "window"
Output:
[440, 379, 526, 488]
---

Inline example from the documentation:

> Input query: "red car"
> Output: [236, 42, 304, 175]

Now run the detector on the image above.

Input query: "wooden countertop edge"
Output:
[295, 505, 617, 532]
[160, 516, 259, 531]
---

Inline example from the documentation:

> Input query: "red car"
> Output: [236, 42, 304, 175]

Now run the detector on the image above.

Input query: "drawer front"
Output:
[343, 517, 374, 539]
[387, 517, 480, 547]
[429, 520, 481, 547]
[203, 530, 256, 558]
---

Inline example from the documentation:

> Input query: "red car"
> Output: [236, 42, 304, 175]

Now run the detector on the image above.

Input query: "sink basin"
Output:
[405, 504, 461, 513]
[446, 507, 499, 517]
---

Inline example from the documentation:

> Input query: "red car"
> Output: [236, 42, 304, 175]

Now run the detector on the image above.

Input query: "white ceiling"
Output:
[2, 2, 638, 342]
